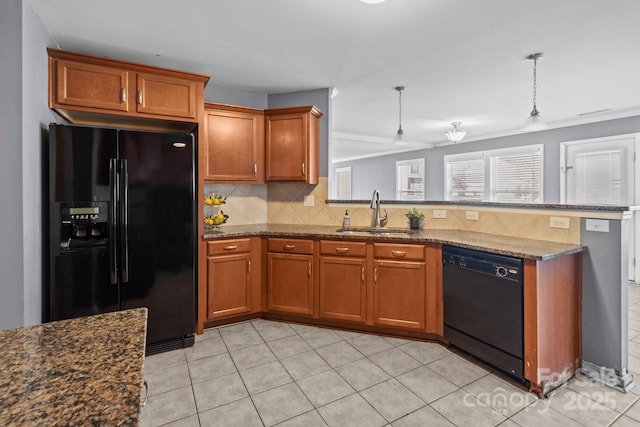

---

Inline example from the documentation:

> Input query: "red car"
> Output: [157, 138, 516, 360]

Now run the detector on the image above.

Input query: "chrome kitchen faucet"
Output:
[370, 189, 388, 228]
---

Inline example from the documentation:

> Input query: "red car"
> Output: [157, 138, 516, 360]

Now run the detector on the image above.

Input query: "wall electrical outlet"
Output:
[586, 219, 610, 233]
[549, 216, 570, 229]
[466, 211, 479, 220]
[303, 195, 315, 207]
[433, 209, 447, 219]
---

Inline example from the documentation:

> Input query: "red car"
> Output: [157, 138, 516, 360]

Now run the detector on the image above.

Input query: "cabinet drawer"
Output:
[320, 240, 366, 257]
[207, 238, 251, 256]
[268, 238, 313, 254]
[374, 243, 425, 261]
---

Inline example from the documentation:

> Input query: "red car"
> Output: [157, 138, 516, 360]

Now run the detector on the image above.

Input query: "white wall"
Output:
[0, 0, 57, 329]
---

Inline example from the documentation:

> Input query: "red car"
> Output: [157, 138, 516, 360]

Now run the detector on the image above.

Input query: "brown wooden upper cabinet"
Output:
[265, 106, 322, 184]
[48, 48, 209, 128]
[203, 103, 265, 183]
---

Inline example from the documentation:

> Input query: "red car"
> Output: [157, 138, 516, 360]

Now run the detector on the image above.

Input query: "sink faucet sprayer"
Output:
[370, 189, 388, 228]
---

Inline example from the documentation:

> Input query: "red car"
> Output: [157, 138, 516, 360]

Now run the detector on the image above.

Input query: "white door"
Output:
[561, 134, 637, 281]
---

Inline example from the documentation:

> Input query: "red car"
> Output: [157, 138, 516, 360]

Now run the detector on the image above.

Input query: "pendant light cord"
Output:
[532, 56, 538, 113]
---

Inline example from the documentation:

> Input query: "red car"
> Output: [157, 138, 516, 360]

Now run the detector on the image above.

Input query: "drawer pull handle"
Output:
[335, 247, 350, 254]
[362, 266, 365, 282]
[391, 250, 407, 257]
[137, 90, 143, 105]
[120, 87, 126, 103]
[308, 261, 312, 277]
[283, 245, 296, 251]
[248, 260, 251, 275]
[374, 267, 378, 282]
[223, 245, 238, 251]
[141, 379, 148, 407]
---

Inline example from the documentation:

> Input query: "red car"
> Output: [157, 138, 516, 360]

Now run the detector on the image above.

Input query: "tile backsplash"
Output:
[203, 183, 267, 225]
[207, 178, 581, 244]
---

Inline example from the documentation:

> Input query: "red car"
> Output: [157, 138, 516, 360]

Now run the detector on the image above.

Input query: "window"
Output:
[396, 158, 425, 200]
[335, 167, 352, 199]
[445, 152, 485, 201]
[445, 145, 543, 202]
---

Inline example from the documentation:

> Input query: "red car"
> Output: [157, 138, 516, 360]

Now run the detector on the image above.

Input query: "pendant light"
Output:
[445, 121, 467, 143]
[521, 52, 547, 132]
[393, 86, 409, 145]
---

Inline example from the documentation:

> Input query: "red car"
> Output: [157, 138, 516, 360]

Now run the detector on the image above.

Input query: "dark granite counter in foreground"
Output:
[0, 308, 147, 426]
[204, 224, 584, 260]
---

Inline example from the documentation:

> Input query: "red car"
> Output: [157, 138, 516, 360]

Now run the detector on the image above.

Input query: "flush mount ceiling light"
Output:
[521, 52, 547, 132]
[360, 0, 386, 3]
[392, 86, 409, 145]
[445, 121, 467, 143]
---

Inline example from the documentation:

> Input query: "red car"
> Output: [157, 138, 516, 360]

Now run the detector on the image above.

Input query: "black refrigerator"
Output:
[48, 123, 196, 353]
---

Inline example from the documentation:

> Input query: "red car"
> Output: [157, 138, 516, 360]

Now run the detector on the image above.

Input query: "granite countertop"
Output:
[203, 224, 584, 260]
[0, 308, 148, 426]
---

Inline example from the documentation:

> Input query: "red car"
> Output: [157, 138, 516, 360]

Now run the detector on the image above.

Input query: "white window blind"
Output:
[574, 150, 622, 205]
[445, 155, 485, 201]
[490, 148, 542, 202]
[445, 145, 543, 202]
[335, 167, 352, 199]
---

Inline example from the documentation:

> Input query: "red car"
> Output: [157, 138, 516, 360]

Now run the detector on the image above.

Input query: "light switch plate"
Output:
[433, 209, 447, 219]
[586, 218, 609, 232]
[549, 216, 570, 229]
[303, 195, 315, 207]
[466, 211, 479, 220]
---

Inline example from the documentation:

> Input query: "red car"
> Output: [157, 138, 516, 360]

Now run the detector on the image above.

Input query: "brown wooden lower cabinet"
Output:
[524, 253, 581, 395]
[208, 253, 252, 318]
[373, 259, 426, 330]
[205, 238, 261, 322]
[267, 238, 314, 316]
[319, 241, 367, 324]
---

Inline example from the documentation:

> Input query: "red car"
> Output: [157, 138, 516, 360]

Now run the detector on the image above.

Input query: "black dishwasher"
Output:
[442, 245, 525, 382]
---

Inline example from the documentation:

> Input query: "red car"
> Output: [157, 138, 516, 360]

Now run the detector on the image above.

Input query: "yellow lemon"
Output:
[212, 198, 222, 205]
[204, 197, 214, 206]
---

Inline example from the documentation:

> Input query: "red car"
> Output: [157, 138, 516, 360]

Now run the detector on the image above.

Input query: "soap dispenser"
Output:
[342, 210, 350, 228]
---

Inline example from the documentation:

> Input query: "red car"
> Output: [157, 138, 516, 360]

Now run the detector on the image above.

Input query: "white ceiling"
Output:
[28, 0, 640, 162]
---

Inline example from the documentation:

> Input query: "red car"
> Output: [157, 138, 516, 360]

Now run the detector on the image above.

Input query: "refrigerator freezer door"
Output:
[48, 124, 119, 321]
[117, 130, 196, 345]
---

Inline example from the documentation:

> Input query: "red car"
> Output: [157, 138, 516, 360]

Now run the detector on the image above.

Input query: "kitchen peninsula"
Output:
[0, 308, 147, 426]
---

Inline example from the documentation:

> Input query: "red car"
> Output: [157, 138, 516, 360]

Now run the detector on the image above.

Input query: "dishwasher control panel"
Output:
[442, 245, 523, 281]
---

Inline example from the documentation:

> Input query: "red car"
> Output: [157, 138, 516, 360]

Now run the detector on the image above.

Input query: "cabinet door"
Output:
[373, 260, 426, 330]
[319, 257, 367, 323]
[265, 112, 308, 182]
[207, 253, 252, 319]
[204, 108, 264, 182]
[54, 59, 129, 112]
[136, 72, 197, 119]
[267, 253, 313, 315]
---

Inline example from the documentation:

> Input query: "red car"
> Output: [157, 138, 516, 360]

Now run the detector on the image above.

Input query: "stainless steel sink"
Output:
[336, 226, 415, 237]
